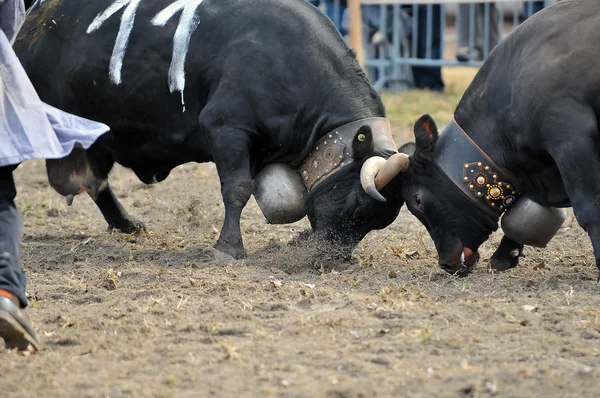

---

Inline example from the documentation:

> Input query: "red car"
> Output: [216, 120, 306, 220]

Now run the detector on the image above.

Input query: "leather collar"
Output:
[299, 117, 397, 191]
[434, 117, 520, 217]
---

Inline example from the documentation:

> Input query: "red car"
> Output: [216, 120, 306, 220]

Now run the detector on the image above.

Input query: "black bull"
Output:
[15, 0, 418, 259]
[401, 0, 600, 282]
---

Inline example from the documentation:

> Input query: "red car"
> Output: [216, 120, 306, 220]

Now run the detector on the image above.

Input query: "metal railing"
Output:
[309, 0, 557, 91]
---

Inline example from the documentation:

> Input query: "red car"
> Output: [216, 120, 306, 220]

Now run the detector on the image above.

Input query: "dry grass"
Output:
[384, 67, 479, 143]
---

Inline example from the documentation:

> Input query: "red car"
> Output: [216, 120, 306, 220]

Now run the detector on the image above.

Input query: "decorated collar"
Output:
[434, 117, 520, 217]
[298, 117, 397, 191]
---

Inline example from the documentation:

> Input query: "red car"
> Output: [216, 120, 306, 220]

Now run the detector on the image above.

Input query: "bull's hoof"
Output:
[107, 217, 146, 234]
[490, 248, 521, 271]
[489, 237, 523, 272]
[214, 241, 246, 260]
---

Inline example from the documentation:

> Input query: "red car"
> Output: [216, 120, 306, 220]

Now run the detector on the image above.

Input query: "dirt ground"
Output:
[2, 140, 600, 398]
[3, 71, 600, 397]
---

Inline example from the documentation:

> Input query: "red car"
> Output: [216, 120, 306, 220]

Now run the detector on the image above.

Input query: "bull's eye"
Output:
[413, 194, 423, 210]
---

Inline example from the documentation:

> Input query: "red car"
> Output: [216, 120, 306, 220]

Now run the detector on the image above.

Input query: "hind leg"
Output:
[545, 103, 600, 285]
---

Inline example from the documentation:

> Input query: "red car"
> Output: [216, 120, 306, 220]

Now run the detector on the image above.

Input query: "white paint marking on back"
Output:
[169, 0, 203, 92]
[26, 0, 47, 15]
[150, 0, 188, 26]
[86, 0, 131, 34]
[86, 0, 204, 108]
[152, 0, 204, 112]
[109, 0, 143, 85]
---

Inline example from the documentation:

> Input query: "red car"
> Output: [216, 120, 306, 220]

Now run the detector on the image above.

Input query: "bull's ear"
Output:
[398, 141, 416, 155]
[352, 125, 375, 160]
[413, 114, 439, 154]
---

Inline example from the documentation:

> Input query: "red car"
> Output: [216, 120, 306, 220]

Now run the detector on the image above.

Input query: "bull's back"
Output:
[15, 0, 337, 126]
[488, 0, 600, 117]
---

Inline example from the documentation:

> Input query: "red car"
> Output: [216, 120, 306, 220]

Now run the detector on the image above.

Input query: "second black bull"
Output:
[400, 0, 600, 279]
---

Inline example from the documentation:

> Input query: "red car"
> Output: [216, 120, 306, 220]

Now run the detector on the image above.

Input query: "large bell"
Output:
[501, 197, 567, 248]
[252, 163, 307, 224]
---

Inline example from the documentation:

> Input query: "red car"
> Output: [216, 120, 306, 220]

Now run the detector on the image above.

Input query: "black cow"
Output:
[398, 0, 600, 282]
[15, 0, 414, 259]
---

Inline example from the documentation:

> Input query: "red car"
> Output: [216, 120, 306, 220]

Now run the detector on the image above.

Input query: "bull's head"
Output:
[399, 115, 499, 276]
[304, 125, 412, 248]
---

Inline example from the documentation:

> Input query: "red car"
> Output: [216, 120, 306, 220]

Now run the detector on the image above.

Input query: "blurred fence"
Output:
[310, 0, 558, 91]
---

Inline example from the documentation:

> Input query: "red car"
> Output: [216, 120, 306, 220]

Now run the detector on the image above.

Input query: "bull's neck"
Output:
[299, 116, 396, 191]
[293, 76, 386, 163]
[315, 55, 386, 134]
[317, 90, 386, 138]
[452, 57, 514, 180]
[435, 117, 520, 217]
[293, 61, 390, 190]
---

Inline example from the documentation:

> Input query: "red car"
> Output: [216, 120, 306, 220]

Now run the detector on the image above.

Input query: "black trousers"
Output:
[410, 4, 445, 92]
[0, 165, 27, 308]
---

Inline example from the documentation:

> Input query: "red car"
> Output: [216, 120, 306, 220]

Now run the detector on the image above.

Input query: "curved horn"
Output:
[361, 156, 387, 202]
[374, 153, 410, 190]
[360, 153, 411, 203]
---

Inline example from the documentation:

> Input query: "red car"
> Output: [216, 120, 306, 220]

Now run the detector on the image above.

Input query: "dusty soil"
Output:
[1, 129, 600, 397]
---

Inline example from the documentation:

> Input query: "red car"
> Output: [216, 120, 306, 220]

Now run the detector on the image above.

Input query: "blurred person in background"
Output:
[524, 1, 545, 19]
[408, 4, 444, 92]
[362, 4, 445, 92]
[455, 3, 500, 62]
[309, 0, 348, 36]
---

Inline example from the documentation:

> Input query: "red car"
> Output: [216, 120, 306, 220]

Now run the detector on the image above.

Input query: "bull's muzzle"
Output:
[440, 246, 480, 277]
[360, 153, 411, 202]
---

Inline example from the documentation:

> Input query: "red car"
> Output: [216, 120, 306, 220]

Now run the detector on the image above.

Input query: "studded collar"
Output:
[298, 118, 398, 191]
[434, 117, 520, 217]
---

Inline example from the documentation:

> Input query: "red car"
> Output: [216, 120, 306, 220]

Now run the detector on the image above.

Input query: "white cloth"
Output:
[0, 0, 110, 167]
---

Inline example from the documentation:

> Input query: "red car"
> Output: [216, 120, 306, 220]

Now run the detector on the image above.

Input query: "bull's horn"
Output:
[66, 194, 74, 206]
[360, 156, 387, 202]
[360, 153, 411, 203]
[374, 153, 410, 189]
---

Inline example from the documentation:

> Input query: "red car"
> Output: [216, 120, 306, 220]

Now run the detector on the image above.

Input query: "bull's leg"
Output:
[91, 183, 145, 233]
[489, 236, 524, 271]
[208, 128, 253, 259]
[545, 106, 600, 285]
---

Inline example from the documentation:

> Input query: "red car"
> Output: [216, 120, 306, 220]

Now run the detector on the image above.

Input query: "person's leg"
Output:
[534, 1, 544, 13]
[0, 166, 26, 306]
[456, 4, 471, 48]
[0, 165, 40, 351]
[474, 3, 499, 59]
[411, 4, 444, 92]
[325, 0, 347, 35]
[524, 1, 544, 19]
[456, 3, 481, 62]
[488, 3, 500, 51]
